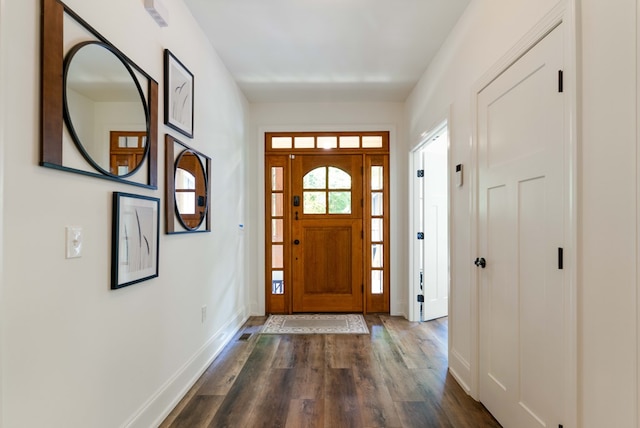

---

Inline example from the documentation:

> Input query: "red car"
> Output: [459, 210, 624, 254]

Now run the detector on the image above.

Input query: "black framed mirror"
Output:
[41, 0, 158, 188]
[165, 135, 211, 234]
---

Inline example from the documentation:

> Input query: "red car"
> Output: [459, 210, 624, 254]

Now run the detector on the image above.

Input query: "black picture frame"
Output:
[112, 192, 160, 289]
[164, 49, 194, 138]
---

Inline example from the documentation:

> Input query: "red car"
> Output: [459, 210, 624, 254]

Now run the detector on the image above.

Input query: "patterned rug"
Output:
[261, 314, 369, 334]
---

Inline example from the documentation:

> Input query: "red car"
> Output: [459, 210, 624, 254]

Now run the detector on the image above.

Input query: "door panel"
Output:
[478, 24, 564, 428]
[293, 219, 363, 312]
[292, 154, 363, 312]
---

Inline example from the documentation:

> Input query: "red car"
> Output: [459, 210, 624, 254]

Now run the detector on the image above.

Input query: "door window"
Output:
[302, 166, 352, 214]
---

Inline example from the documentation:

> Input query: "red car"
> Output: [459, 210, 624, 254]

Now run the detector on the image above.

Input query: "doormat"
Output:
[261, 314, 369, 335]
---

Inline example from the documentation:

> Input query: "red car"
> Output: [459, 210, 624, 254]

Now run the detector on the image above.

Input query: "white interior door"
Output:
[413, 125, 449, 322]
[422, 130, 449, 321]
[478, 24, 565, 428]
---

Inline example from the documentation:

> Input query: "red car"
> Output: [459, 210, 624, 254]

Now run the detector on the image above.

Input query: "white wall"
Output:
[407, 0, 640, 426]
[406, 0, 565, 399]
[248, 102, 407, 316]
[0, 0, 250, 427]
[580, 0, 638, 426]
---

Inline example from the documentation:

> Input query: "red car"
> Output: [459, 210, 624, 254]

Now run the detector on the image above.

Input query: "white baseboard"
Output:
[449, 348, 473, 397]
[123, 308, 250, 428]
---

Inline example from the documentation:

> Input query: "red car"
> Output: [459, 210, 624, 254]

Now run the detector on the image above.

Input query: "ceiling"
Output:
[182, 0, 471, 103]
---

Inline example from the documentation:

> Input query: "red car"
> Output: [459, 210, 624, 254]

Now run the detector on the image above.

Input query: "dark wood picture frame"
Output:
[112, 192, 160, 289]
[165, 134, 211, 234]
[164, 50, 194, 138]
[40, 0, 158, 189]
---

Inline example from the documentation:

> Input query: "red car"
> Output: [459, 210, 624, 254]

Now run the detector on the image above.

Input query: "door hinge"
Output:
[361, 230, 364, 239]
[361, 198, 364, 207]
[417, 232, 424, 240]
[361, 284, 364, 293]
[417, 294, 424, 303]
[417, 169, 424, 178]
[361, 166, 364, 175]
[558, 247, 564, 270]
[558, 70, 564, 93]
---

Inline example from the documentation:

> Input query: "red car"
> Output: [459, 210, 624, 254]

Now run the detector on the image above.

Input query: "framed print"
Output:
[112, 192, 160, 289]
[164, 49, 194, 138]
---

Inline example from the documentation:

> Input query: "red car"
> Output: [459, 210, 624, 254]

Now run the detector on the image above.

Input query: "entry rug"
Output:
[261, 314, 369, 335]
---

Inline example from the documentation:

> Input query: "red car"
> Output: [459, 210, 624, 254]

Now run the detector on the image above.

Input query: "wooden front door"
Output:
[291, 154, 363, 312]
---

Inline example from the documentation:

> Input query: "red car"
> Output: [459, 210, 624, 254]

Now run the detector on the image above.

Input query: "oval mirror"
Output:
[63, 41, 149, 177]
[174, 149, 208, 230]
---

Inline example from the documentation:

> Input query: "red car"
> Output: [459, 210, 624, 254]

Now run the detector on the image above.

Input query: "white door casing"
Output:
[477, 22, 565, 428]
[422, 130, 449, 321]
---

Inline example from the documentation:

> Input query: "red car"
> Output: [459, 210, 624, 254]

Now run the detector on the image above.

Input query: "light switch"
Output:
[66, 226, 82, 259]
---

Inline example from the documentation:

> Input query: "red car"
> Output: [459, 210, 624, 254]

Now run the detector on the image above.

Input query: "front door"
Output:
[477, 23, 565, 427]
[291, 154, 363, 312]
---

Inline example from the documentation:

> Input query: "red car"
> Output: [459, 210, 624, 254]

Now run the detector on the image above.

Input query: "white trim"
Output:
[123, 309, 249, 428]
[408, 116, 450, 323]
[0, 0, 5, 424]
[470, 2, 578, 426]
[636, 0, 640, 426]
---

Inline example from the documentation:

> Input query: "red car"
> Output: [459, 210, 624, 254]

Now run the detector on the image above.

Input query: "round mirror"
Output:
[175, 149, 208, 230]
[63, 41, 149, 177]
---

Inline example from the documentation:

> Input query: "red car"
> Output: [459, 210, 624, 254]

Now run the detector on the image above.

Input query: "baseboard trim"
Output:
[123, 308, 249, 428]
[449, 366, 472, 395]
[449, 348, 473, 397]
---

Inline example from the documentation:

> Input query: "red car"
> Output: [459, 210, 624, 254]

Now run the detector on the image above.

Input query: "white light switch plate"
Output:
[66, 226, 82, 259]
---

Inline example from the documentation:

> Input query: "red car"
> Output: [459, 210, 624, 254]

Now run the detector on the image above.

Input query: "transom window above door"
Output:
[266, 132, 388, 152]
[303, 166, 352, 214]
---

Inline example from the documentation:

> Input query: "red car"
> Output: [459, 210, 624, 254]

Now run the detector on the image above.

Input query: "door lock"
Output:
[474, 257, 486, 268]
[294, 239, 300, 245]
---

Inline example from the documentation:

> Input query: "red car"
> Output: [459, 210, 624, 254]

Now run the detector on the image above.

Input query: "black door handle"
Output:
[294, 239, 300, 245]
[474, 257, 486, 268]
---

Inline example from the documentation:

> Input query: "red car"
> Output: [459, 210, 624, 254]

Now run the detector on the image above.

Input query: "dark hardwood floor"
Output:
[160, 315, 501, 428]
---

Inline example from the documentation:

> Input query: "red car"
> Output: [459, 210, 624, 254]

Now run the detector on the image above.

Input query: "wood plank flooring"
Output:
[160, 315, 501, 428]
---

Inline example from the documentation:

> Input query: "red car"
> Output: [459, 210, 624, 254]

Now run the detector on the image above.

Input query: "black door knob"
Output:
[474, 257, 486, 268]
[294, 239, 300, 245]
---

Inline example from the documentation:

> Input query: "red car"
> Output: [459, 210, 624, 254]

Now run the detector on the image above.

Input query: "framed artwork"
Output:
[112, 192, 160, 289]
[164, 49, 194, 138]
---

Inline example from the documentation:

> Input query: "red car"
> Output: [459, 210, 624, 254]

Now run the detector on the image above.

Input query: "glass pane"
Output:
[303, 191, 326, 214]
[329, 192, 351, 214]
[372, 192, 383, 216]
[271, 137, 292, 149]
[372, 244, 383, 268]
[272, 245, 283, 269]
[339, 136, 359, 148]
[303, 167, 326, 189]
[272, 271, 284, 295]
[371, 270, 383, 294]
[371, 218, 383, 242]
[371, 166, 383, 190]
[362, 135, 383, 148]
[272, 219, 284, 242]
[176, 168, 196, 190]
[271, 193, 284, 217]
[271, 167, 284, 191]
[294, 136, 315, 148]
[317, 136, 337, 149]
[176, 192, 195, 214]
[328, 167, 351, 189]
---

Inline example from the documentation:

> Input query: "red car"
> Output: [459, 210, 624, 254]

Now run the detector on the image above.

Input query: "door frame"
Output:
[408, 117, 451, 323]
[262, 130, 392, 315]
[469, 3, 577, 426]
